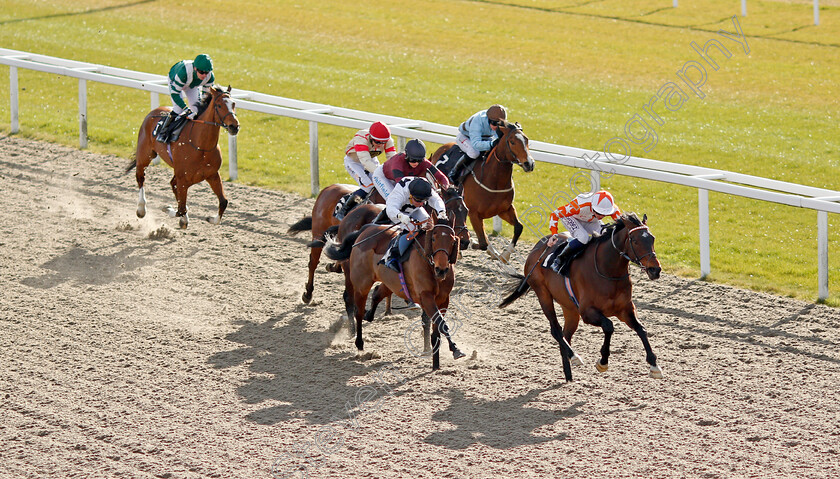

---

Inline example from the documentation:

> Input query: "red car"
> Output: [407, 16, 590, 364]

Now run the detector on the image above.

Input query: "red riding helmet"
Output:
[369, 121, 391, 142]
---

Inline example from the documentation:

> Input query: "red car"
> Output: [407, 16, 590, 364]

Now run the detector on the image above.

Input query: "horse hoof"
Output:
[570, 354, 583, 367]
[452, 348, 466, 360]
[179, 216, 189, 229]
[163, 206, 177, 217]
[302, 290, 313, 304]
[206, 215, 221, 225]
[650, 365, 663, 379]
[595, 360, 609, 373]
[136, 204, 146, 218]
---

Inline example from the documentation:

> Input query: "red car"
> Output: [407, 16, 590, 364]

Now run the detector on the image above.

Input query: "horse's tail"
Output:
[124, 158, 137, 175]
[324, 230, 362, 261]
[307, 225, 339, 248]
[499, 273, 530, 308]
[287, 216, 313, 235]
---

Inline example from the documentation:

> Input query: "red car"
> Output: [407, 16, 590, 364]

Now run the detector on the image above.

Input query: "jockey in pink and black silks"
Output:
[372, 139, 450, 200]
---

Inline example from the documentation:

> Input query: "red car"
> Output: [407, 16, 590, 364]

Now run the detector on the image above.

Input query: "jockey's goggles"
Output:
[409, 195, 426, 203]
[196, 69, 209, 75]
[489, 118, 502, 126]
[407, 157, 421, 164]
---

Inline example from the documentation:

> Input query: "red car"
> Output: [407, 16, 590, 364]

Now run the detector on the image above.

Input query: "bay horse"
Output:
[127, 85, 240, 229]
[430, 121, 534, 263]
[287, 184, 385, 304]
[324, 214, 465, 370]
[499, 213, 663, 381]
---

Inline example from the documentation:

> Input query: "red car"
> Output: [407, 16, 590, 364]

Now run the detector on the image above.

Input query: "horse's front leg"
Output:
[204, 171, 228, 225]
[618, 305, 662, 378]
[165, 175, 190, 228]
[420, 294, 464, 369]
[496, 205, 523, 263]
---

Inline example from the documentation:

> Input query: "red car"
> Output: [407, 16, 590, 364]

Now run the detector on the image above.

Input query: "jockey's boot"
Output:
[448, 156, 472, 186]
[156, 111, 177, 143]
[336, 188, 365, 220]
[550, 239, 585, 276]
[384, 241, 401, 272]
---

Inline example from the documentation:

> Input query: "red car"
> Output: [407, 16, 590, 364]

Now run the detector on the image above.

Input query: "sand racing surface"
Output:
[1, 135, 839, 478]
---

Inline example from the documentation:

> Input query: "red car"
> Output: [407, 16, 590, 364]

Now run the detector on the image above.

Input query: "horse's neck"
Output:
[593, 233, 630, 276]
[476, 149, 513, 188]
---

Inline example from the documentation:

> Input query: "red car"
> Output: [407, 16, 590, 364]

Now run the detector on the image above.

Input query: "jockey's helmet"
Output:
[487, 104, 507, 124]
[405, 139, 426, 162]
[369, 121, 391, 142]
[408, 178, 433, 202]
[591, 190, 617, 216]
[194, 54, 213, 73]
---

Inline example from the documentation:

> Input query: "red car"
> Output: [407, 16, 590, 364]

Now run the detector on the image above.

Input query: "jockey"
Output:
[337, 121, 397, 218]
[546, 190, 622, 276]
[156, 54, 215, 143]
[372, 139, 450, 200]
[448, 104, 507, 185]
[380, 177, 447, 272]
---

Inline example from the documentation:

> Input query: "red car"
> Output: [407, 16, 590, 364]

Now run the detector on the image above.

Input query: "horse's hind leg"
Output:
[205, 171, 229, 225]
[168, 175, 190, 228]
[364, 284, 392, 322]
[583, 309, 614, 373]
[134, 143, 156, 219]
[531, 284, 574, 381]
[619, 306, 662, 378]
[302, 247, 320, 304]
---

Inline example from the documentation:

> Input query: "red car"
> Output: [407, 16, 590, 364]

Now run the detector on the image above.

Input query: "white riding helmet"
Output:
[590, 190, 617, 216]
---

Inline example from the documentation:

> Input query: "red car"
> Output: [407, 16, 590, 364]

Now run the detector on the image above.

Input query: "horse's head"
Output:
[617, 213, 661, 280]
[495, 121, 535, 173]
[440, 186, 471, 250]
[427, 215, 459, 279]
[209, 85, 240, 136]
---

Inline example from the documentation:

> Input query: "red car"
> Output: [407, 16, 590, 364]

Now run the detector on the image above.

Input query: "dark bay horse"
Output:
[324, 215, 464, 370]
[127, 85, 240, 229]
[499, 213, 663, 381]
[287, 184, 385, 304]
[430, 121, 534, 263]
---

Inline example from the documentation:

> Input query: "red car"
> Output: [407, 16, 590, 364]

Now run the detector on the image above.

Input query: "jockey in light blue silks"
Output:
[380, 177, 447, 272]
[447, 104, 507, 186]
[156, 54, 215, 143]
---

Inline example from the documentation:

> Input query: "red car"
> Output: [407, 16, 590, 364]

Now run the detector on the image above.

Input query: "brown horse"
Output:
[127, 85, 240, 229]
[430, 121, 534, 263]
[287, 184, 385, 304]
[499, 213, 663, 381]
[324, 215, 464, 370]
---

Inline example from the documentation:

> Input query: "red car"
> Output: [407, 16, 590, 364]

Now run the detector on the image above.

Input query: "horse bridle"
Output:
[185, 92, 238, 152]
[471, 125, 529, 194]
[443, 193, 469, 237]
[415, 223, 458, 266]
[594, 223, 657, 280]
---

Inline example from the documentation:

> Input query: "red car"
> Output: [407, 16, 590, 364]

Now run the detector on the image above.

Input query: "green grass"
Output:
[1, 0, 839, 305]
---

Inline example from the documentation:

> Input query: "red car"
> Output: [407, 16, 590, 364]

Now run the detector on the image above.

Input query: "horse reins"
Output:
[186, 94, 237, 151]
[594, 224, 656, 280]
[470, 126, 528, 194]
[412, 223, 458, 267]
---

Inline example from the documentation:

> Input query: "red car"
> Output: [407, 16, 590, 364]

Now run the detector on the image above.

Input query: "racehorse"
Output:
[499, 213, 663, 381]
[431, 121, 534, 263]
[287, 184, 385, 304]
[127, 85, 240, 229]
[324, 214, 464, 370]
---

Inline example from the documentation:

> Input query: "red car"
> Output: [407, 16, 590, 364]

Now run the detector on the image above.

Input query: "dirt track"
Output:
[1, 135, 839, 479]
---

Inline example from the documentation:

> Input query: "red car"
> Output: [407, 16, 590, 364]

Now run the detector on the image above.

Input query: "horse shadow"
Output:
[424, 387, 586, 449]
[19, 242, 167, 289]
[208, 305, 395, 426]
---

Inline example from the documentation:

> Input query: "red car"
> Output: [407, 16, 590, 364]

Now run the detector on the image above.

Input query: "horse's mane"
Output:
[593, 212, 643, 244]
[196, 86, 223, 116]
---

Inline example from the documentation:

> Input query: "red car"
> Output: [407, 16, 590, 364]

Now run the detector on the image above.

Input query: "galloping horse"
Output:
[127, 85, 240, 229]
[325, 215, 464, 370]
[287, 184, 385, 304]
[499, 213, 663, 381]
[431, 121, 534, 262]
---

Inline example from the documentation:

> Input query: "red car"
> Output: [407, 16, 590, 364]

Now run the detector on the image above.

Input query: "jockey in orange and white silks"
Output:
[546, 190, 621, 275]
[337, 121, 397, 217]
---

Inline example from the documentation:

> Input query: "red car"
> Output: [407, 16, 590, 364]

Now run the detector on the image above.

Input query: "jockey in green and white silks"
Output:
[168, 54, 215, 116]
[156, 54, 215, 143]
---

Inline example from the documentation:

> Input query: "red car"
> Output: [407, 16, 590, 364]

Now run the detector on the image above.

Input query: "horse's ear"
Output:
[227, 85, 232, 93]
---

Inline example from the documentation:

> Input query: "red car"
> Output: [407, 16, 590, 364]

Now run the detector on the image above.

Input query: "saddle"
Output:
[542, 238, 587, 275]
[153, 114, 189, 143]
